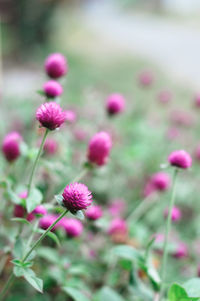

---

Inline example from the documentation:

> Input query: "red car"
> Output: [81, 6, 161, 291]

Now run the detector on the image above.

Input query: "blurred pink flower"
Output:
[164, 206, 182, 222]
[158, 90, 172, 104]
[138, 71, 154, 87]
[85, 205, 103, 220]
[45, 53, 68, 79]
[108, 218, 128, 236]
[43, 80, 63, 98]
[2, 132, 22, 162]
[168, 150, 192, 169]
[106, 93, 125, 115]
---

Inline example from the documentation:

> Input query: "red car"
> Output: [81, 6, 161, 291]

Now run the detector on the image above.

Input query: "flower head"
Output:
[36, 102, 67, 130]
[108, 218, 128, 236]
[106, 93, 125, 115]
[85, 205, 103, 220]
[88, 131, 112, 166]
[139, 71, 154, 87]
[151, 172, 171, 191]
[45, 53, 68, 78]
[62, 182, 92, 213]
[39, 214, 57, 231]
[108, 200, 125, 217]
[158, 90, 172, 104]
[43, 80, 63, 98]
[168, 150, 192, 169]
[164, 206, 182, 222]
[2, 132, 22, 162]
[173, 242, 188, 259]
[13, 205, 26, 218]
[66, 110, 77, 124]
[43, 138, 59, 155]
[62, 218, 83, 237]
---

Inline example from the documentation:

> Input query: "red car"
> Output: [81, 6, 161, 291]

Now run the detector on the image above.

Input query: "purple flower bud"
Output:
[164, 206, 182, 222]
[62, 218, 83, 237]
[43, 80, 63, 98]
[173, 242, 188, 259]
[36, 102, 67, 130]
[45, 53, 68, 79]
[65, 110, 77, 124]
[62, 182, 92, 213]
[39, 214, 57, 231]
[151, 172, 171, 191]
[108, 218, 128, 236]
[138, 71, 154, 87]
[106, 93, 125, 115]
[85, 205, 103, 220]
[2, 132, 22, 162]
[168, 150, 192, 169]
[13, 205, 26, 218]
[108, 200, 125, 217]
[43, 138, 59, 155]
[88, 131, 112, 166]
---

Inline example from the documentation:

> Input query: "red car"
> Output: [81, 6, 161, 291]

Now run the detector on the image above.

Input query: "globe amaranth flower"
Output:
[108, 218, 128, 236]
[2, 132, 22, 162]
[62, 182, 92, 213]
[164, 206, 182, 222]
[65, 110, 77, 124]
[138, 71, 154, 87]
[173, 242, 188, 259]
[39, 214, 58, 231]
[43, 80, 63, 98]
[61, 217, 83, 237]
[14, 205, 26, 218]
[151, 172, 171, 191]
[168, 150, 192, 169]
[158, 90, 172, 104]
[85, 205, 103, 221]
[36, 102, 67, 130]
[108, 200, 125, 217]
[43, 138, 59, 155]
[106, 93, 125, 115]
[45, 53, 68, 79]
[88, 131, 112, 166]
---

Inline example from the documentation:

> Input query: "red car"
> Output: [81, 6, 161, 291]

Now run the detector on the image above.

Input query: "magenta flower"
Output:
[164, 206, 182, 222]
[195, 144, 200, 161]
[108, 200, 125, 217]
[65, 110, 77, 124]
[194, 94, 200, 107]
[106, 93, 125, 115]
[138, 71, 154, 87]
[43, 80, 63, 98]
[39, 214, 57, 231]
[108, 218, 128, 236]
[13, 205, 26, 218]
[43, 138, 58, 155]
[88, 131, 112, 166]
[62, 218, 83, 237]
[158, 90, 172, 104]
[36, 102, 67, 130]
[151, 172, 171, 191]
[173, 242, 188, 259]
[168, 150, 192, 169]
[85, 205, 103, 221]
[2, 132, 22, 162]
[45, 53, 68, 79]
[62, 182, 92, 213]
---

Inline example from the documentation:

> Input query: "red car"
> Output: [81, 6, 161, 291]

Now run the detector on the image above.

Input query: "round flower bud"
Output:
[43, 80, 63, 98]
[36, 102, 67, 130]
[108, 218, 128, 236]
[39, 214, 57, 231]
[85, 205, 103, 221]
[43, 138, 58, 155]
[66, 110, 77, 124]
[45, 53, 68, 79]
[87, 131, 112, 166]
[13, 205, 26, 218]
[62, 218, 83, 237]
[106, 93, 125, 115]
[151, 172, 171, 191]
[138, 71, 154, 87]
[168, 150, 192, 169]
[173, 242, 188, 259]
[2, 132, 22, 162]
[164, 206, 182, 222]
[62, 182, 92, 213]
[158, 90, 172, 104]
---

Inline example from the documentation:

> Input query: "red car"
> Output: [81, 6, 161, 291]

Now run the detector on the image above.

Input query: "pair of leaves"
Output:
[26, 188, 43, 213]
[169, 280, 200, 301]
[55, 195, 85, 220]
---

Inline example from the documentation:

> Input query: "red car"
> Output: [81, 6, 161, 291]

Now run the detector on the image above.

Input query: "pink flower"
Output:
[61, 218, 83, 237]
[171, 110, 193, 127]
[108, 200, 125, 217]
[164, 206, 182, 222]
[88, 131, 112, 166]
[85, 205, 103, 220]
[106, 93, 125, 115]
[194, 144, 200, 161]
[13, 205, 26, 218]
[36, 102, 67, 130]
[158, 90, 172, 104]
[138, 71, 154, 87]
[194, 94, 200, 107]
[151, 172, 171, 191]
[74, 128, 87, 141]
[39, 214, 57, 231]
[143, 182, 155, 197]
[173, 242, 188, 259]
[2, 132, 22, 162]
[166, 127, 180, 141]
[168, 150, 192, 169]
[108, 218, 128, 236]
[65, 110, 77, 124]
[45, 53, 68, 79]
[43, 80, 63, 98]
[43, 138, 58, 155]
[62, 182, 92, 213]
[197, 264, 200, 277]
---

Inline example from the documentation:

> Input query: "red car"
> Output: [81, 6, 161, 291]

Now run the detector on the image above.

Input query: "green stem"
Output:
[159, 168, 179, 300]
[27, 129, 49, 197]
[0, 273, 15, 301]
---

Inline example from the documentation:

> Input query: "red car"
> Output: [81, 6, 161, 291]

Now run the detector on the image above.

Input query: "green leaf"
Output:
[20, 142, 29, 157]
[37, 247, 60, 264]
[11, 218, 31, 225]
[183, 278, 200, 298]
[111, 245, 143, 263]
[168, 283, 199, 301]
[73, 210, 85, 220]
[55, 194, 64, 206]
[7, 189, 21, 205]
[26, 188, 43, 213]
[13, 237, 24, 259]
[13, 266, 25, 277]
[37, 229, 60, 246]
[95, 287, 125, 301]
[36, 90, 45, 96]
[62, 286, 90, 301]
[23, 269, 43, 293]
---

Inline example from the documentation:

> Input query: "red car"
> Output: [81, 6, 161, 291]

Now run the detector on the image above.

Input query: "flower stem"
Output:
[159, 168, 179, 300]
[0, 209, 68, 300]
[27, 128, 49, 197]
